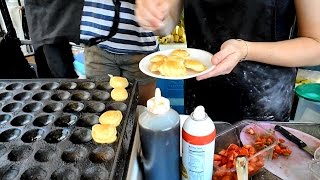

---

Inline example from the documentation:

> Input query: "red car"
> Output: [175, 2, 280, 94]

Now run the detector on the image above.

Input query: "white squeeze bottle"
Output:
[138, 88, 180, 180]
[182, 106, 216, 180]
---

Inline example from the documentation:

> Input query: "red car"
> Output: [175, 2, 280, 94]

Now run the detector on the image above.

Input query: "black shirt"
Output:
[184, 0, 297, 122]
[25, 0, 84, 50]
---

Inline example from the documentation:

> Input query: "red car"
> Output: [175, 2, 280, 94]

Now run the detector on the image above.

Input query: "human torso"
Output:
[25, 0, 84, 49]
[80, 0, 159, 55]
[184, 0, 297, 122]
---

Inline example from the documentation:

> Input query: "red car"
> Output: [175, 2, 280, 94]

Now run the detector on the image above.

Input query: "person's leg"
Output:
[42, 40, 78, 78]
[84, 45, 120, 79]
[34, 46, 53, 78]
[118, 54, 156, 106]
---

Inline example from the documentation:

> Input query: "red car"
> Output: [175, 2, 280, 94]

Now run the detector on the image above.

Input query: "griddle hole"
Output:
[0, 144, 7, 158]
[24, 83, 41, 90]
[0, 92, 13, 101]
[8, 145, 33, 161]
[70, 128, 92, 144]
[78, 114, 99, 127]
[81, 166, 108, 180]
[43, 102, 63, 113]
[63, 102, 85, 113]
[107, 102, 127, 112]
[22, 102, 42, 113]
[92, 91, 110, 101]
[0, 114, 11, 125]
[61, 146, 87, 163]
[51, 91, 71, 101]
[96, 82, 112, 91]
[0, 165, 20, 180]
[34, 147, 56, 162]
[59, 82, 77, 90]
[2, 102, 23, 112]
[21, 129, 45, 143]
[21, 166, 47, 180]
[33, 114, 55, 127]
[89, 147, 115, 163]
[71, 91, 90, 101]
[55, 114, 78, 127]
[77, 82, 95, 90]
[45, 129, 70, 144]
[41, 82, 59, 90]
[11, 114, 33, 126]
[32, 92, 50, 101]
[6, 83, 22, 90]
[13, 92, 32, 101]
[51, 166, 78, 180]
[0, 128, 21, 142]
[85, 102, 105, 113]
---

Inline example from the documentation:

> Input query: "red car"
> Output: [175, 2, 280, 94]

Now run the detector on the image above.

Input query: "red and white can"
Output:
[182, 106, 216, 180]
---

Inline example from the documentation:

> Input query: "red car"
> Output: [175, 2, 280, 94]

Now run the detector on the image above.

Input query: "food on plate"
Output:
[148, 49, 208, 77]
[246, 128, 292, 159]
[150, 61, 163, 72]
[158, 60, 187, 77]
[111, 88, 128, 101]
[185, 59, 207, 72]
[92, 124, 117, 144]
[213, 144, 264, 180]
[150, 54, 167, 63]
[109, 75, 129, 88]
[167, 55, 185, 63]
[99, 110, 123, 127]
[170, 49, 189, 59]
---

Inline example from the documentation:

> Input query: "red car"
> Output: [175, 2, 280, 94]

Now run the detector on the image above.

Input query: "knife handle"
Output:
[274, 125, 307, 149]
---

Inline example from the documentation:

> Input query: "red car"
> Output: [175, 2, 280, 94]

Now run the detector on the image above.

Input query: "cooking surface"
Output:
[0, 79, 138, 180]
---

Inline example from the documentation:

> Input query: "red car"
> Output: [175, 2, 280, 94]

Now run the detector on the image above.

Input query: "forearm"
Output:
[154, 0, 183, 36]
[246, 37, 320, 67]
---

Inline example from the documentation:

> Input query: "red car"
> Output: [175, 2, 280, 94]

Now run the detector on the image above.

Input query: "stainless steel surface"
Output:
[127, 120, 320, 180]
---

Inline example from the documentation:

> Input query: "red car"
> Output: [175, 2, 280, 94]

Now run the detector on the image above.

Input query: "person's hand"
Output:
[135, 0, 170, 31]
[196, 39, 248, 80]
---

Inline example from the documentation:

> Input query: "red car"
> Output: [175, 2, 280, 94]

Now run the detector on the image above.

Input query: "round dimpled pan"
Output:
[0, 79, 138, 180]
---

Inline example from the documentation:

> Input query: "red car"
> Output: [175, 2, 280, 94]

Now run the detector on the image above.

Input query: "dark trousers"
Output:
[34, 40, 78, 78]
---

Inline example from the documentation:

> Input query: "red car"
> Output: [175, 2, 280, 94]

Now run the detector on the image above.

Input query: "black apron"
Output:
[24, 0, 84, 50]
[184, 0, 296, 123]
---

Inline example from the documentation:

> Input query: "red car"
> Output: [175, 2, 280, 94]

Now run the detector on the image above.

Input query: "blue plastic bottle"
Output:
[138, 88, 180, 180]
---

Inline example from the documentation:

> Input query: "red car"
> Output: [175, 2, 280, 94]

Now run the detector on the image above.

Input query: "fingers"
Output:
[211, 47, 234, 65]
[135, 0, 168, 30]
[196, 53, 239, 80]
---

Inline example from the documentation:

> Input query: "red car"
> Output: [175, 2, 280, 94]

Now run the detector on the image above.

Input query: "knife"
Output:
[274, 125, 316, 158]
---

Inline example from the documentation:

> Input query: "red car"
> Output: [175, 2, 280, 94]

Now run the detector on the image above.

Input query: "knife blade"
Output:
[274, 125, 316, 158]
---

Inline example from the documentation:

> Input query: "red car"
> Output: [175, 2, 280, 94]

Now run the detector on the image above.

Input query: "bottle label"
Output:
[182, 129, 216, 180]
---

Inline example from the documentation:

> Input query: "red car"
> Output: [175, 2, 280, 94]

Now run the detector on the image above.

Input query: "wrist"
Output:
[236, 39, 249, 62]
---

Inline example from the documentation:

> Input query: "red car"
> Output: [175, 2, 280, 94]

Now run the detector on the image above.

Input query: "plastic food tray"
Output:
[0, 79, 138, 180]
[214, 120, 278, 179]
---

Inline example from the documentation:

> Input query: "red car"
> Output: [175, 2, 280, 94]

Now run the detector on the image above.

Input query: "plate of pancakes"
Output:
[139, 48, 215, 80]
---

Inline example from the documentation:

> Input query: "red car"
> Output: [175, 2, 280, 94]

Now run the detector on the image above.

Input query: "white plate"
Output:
[139, 48, 214, 80]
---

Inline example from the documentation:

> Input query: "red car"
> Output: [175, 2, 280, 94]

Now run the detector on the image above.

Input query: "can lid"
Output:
[147, 88, 170, 114]
[295, 83, 320, 102]
[193, 106, 206, 120]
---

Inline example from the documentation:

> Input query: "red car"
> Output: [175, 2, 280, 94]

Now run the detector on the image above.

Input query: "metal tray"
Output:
[0, 79, 138, 180]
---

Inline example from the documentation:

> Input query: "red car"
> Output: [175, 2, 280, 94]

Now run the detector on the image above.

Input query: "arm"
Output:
[135, 0, 183, 36]
[197, 0, 320, 80]
[247, 0, 320, 67]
